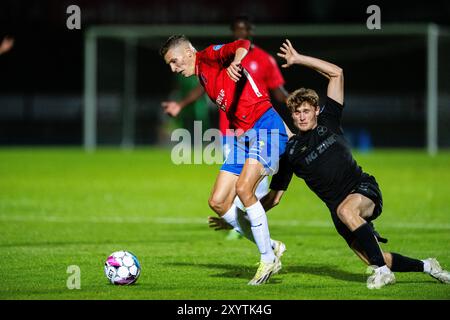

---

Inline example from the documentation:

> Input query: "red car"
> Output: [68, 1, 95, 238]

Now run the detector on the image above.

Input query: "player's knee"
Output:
[337, 206, 358, 224]
[208, 195, 226, 215]
[235, 181, 252, 205]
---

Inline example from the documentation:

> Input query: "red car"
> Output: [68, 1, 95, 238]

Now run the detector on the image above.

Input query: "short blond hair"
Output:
[287, 88, 319, 112]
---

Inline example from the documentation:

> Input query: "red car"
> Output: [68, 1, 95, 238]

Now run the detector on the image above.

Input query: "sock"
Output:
[235, 207, 254, 242]
[378, 265, 390, 273]
[353, 222, 386, 267]
[422, 259, 431, 273]
[390, 252, 424, 272]
[236, 209, 276, 248]
[222, 204, 246, 236]
[246, 201, 275, 263]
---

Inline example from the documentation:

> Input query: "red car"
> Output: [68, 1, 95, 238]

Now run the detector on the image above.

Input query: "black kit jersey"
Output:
[270, 96, 367, 210]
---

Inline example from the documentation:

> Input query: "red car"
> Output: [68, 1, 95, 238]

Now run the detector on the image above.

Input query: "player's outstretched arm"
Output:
[277, 39, 344, 105]
[161, 85, 205, 117]
[208, 216, 233, 231]
[260, 190, 285, 212]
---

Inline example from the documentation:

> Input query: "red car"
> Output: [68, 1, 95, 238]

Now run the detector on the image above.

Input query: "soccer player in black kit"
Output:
[209, 39, 450, 289]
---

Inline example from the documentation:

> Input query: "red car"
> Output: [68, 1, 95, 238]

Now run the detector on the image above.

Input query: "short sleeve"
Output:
[270, 153, 294, 191]
[205, 40, 251, 66]
[318, 96, 344, 134]
[264, 55, 285, 90]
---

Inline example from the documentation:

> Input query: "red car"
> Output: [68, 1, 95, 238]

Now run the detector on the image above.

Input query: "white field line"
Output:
[0, 214, 450, 230]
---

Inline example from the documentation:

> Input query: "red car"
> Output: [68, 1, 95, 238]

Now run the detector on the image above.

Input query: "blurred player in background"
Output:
[161, 35, 289, 285]
[162, 16, 293, 240]
[164, 74, 210, 137]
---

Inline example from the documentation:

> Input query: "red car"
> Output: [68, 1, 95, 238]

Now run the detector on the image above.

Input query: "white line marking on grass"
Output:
[1, 214, 450, 230]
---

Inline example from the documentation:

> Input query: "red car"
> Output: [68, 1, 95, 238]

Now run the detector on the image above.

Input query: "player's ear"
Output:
[184, 44, 195, 58]
[185, 46, 192, 57]
[315, 105, 320, 116]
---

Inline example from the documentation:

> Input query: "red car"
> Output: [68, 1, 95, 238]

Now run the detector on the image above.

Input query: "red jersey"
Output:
[218, 44, 285, 135]
[195, 40, 273, 133]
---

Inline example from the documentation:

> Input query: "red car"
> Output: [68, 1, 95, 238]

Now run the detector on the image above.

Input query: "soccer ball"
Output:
[104, 251, 141, 285]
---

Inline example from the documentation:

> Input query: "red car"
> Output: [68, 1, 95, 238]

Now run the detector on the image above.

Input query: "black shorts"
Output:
[330, 174, 386, 246]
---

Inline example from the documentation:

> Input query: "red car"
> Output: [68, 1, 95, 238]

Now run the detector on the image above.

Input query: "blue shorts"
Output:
[220, 107, 288, 176]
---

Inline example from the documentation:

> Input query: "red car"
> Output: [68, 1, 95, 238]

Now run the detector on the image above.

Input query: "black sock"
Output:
[353, 222, 386, 267]
[390, 252, 424, 272]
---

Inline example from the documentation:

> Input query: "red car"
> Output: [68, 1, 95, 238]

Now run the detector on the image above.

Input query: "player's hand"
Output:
[208, 216, 233, 231]
[226, 60, 242, 82]
[161, 101, 182, 117]
[0, 36, 14, 55]
[277, 39, 300, 68]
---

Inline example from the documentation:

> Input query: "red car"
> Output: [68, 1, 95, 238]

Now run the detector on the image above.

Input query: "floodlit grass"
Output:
[0, 148, 449, 299]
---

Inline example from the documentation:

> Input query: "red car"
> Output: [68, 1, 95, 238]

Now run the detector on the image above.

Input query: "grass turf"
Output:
[0, 148, 449, 300]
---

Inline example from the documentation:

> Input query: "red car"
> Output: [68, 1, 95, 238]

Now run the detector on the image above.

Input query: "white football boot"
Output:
[424, 258, 450, 284]
[366, 265, 396, 289]
[272, 240, 286, 274]
[248, 258, 280, 286]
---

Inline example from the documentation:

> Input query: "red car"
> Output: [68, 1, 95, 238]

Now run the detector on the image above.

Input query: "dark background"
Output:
[0, 0, 449, 147]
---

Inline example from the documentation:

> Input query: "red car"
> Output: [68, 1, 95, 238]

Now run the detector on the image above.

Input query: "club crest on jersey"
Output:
[317, 126, 328, 136]
[249, 61, 258, 72]
[213, 44, 224, 51]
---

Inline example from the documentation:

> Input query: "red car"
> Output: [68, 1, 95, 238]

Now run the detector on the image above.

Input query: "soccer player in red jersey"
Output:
[218, 16, 290, 134]
[161, 16, 292, 241]
[161, 16, 290, 132]
[161, 35, 289, 285]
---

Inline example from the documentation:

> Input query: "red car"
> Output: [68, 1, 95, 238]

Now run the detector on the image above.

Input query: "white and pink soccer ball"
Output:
[104, 251, 141, 285]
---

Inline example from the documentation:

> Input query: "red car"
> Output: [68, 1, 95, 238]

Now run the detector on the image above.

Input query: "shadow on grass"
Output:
[166, 262, 366, 283]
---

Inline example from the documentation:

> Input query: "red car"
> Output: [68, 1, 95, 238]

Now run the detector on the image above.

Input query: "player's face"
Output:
[292, 102, 320, 132]
[232, 22, 252, 40]
[164, 45, 196, 77]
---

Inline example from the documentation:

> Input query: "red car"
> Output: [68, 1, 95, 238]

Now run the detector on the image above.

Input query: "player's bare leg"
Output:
[226, 176, 270, 241]
[237, 158, 280, 285]
[208, 170, 281, 249]
[208, 170, 251, 245]
[208, 170, 239, 216]
[337, 194, 395, 289]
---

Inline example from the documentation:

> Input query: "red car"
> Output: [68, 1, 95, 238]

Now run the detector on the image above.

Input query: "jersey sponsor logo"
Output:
[305, 151, 318, 165]
[216, 89, 226, 111]
[213, 44, 224, 51]
[305, 134, 337, 165]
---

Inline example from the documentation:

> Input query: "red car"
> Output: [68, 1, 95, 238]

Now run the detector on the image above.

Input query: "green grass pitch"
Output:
[0, 148, 449, 300]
